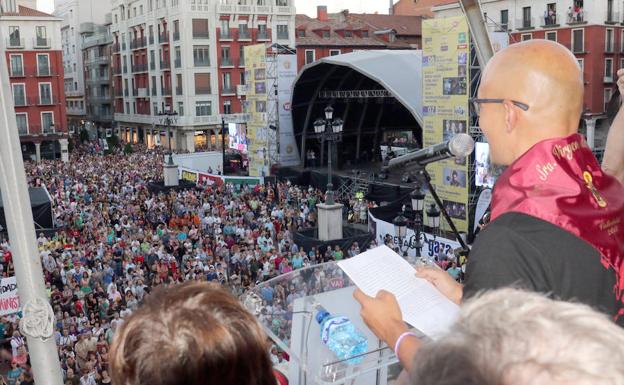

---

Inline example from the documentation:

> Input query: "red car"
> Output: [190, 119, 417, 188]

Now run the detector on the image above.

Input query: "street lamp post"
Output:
[393, 184, 441, 262]
[313, 105, 344, 205]
[157, 109, 179, 186]
[221, 117, 226, 175]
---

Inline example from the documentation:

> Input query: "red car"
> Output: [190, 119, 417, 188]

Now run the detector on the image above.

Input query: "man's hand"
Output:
[353, 289, 407, 347]
[416, 266, 463, 305]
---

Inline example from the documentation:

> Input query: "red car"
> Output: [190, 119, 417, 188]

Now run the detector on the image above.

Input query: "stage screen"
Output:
[229, 123, 248, 153]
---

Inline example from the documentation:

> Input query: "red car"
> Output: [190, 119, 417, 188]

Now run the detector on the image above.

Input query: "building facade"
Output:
[54, 0, 112, 134]
[110, 0, 295, 153]
[433, 0, 620, 118]
[1, 1, 69, 162]
[295, 6, 422, 71]
[83, 18, 114, 137]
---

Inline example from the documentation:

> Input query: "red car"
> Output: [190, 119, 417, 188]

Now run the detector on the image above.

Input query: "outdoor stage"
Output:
[277, 161, 417, 204]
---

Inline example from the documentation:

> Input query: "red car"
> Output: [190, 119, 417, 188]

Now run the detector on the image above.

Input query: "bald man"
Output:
[354, 40, 624, 374]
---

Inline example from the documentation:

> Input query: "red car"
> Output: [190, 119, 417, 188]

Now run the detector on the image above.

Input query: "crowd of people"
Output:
[0, 143, 371, 385]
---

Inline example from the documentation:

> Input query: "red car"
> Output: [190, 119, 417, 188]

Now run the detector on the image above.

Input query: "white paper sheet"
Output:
[338, 245, 459, 339]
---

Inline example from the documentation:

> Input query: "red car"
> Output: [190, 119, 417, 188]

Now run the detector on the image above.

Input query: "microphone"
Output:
[384, 134, 475, 170]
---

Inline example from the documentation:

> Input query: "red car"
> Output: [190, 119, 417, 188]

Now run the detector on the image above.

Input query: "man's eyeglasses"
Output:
[469, 98, 530, 116]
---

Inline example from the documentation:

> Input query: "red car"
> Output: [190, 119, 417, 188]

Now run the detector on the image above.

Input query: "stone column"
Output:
[59, 139, 69, 163]
[185, 131, 195, 153]
[35, 142, 41, 163]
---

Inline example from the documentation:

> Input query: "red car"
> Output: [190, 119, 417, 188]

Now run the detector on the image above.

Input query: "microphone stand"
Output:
[411, 165, 470, 253]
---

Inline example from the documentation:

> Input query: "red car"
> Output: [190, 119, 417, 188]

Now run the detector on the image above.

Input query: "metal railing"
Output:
[193, 31, 210, 39]
[159, 32, 169, 43]
[567, 9, 587, 24]
[238, 29, 251, 40]
[132, 64, 148, 72]
[9, 68, 24, 77]
[33, 37, 51, 48]
[222, 86, 235, 95]
[219, 29, 233, 40]
[113, 43, 120, 52]
[37, 67, 52, 76]
[29, 96, 57, 106]
[130, 37, 147, 49]
[7, 38, 24, 48]
[13, 96, 27, 107]
[149, 35, 154, 45]
[151, 87, 157, 96]
[221, 58, 233, 67]
[161, 87, 172, 95]
[150, 61, 155, 70]
[175, 58, 182, 68]
[173, 31, 180, 41]
[194, 59, 210, 67]
[195, 87, 211, 94]
[160, 60, 171, 69]
[257, 31, 269, 40]
[176, 86, 183, 95]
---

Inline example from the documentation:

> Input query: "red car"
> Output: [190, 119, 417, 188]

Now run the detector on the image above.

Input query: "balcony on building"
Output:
[132, 64, 148, 73]
[113, 43, 120, 53]
[173, 31, 180, 41]
[606, 10, 620, 24]
[566, 7, 587, 25]
[540, 7, 559, 27]
[221, 58, 234, 68]
[257, 30, 269, 41]
[13, 94, 27, 107]
[114, 88, 124, 97]
[131, 37, 147, 50]
[161, 87, 172, 96]
[176, 86, 183, 95]
[238, 28, 251, 41]
[222, 86, 235, 96]
[149, 34, 154, 45]
[150, 60, 156, 70]
[193, 31, 210, 39]
[159, 31, 169, 44]
[123, 65, 128, 74]
[7, 37, 24, 49]
[160, 60, 171, 70]
[33, 37, 51, 49]
[37, 66, 54, 77]
[175, 58, 182, 68]
[124, 88, 129, 97]
[151, 87, 157, 96]
[137, 88, 148, 98]
[516, 17, 535, 30]
[29, 96, 57, 106]
[219, 29, 233, 41]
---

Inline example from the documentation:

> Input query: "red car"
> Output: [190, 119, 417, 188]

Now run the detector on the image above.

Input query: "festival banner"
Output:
[179, 167, 263, 187]
[277, 54, 301, 166]
[244, 44, 269, 177]
[0, 277, 20, 316]
[422, 17, 471, 233]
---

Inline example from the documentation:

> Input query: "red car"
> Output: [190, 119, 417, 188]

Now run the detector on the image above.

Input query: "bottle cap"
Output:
[315, 309, 330, 324]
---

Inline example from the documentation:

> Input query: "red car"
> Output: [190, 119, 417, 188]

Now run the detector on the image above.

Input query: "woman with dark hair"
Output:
[110, 282, 277, 385]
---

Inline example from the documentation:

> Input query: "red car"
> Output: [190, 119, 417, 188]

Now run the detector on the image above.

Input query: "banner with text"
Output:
[245, 44, 269, 177]
[277, 54, 301, 166]
[0, 277, 20, 316]
[422, 17, 471, 233]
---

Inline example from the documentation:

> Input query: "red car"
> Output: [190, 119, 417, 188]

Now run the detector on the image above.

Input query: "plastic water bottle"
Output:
[316, 306, 368, 364]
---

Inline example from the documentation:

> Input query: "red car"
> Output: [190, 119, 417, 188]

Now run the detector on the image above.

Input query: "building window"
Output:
[329, 49, 341, 56]
[545, 31, 557, 42]
[15, 113, 27, 136]
[277, 25, 289, 40]
[500, 9, 508, 30]
[572, 29, 584, 53]
[258, 24, 268, 39]
[344, 30, 353, 37]
[605, 88, 613, 112]
[322, 30, 330, 38]
[224, 100, 231, 114]
[194, 73, 211, 94]
[41, 112, 54, 133]
[605, 58, 614, 81]
[221, 46, 232, 66]
[175, 47, 181, 68]
[305, 49, 315, 64]
[240, 71, 246, 85]
[606, 28, 614, 53]
[173, 20, 180, 40]
[193, 46, 210, 66]
[35, 26, 47, 47]
[521, 33, 532, 41]
[522, 6, 531, 28]
[8, 26, 20, 47]
[220, 19, 231, 39]
[39, 83, 52, 105]
[223, 72, 232, 92]
[192, 19, 210, 39]
[544, 3, 556, 26]
[12, 84, 26, 106]
[176, 73, 183, 95]
[9, 54, 23, 76]
[296, 29, 305, 38]
[37, 54, 50, 76]
[577, 58, 584, 74]
[178, 101, 184, 116]
[239, 45, 245, 66]
[362, 30, 369, 37]
[239, 23, 250, 39]
[195, 101, 212, 116]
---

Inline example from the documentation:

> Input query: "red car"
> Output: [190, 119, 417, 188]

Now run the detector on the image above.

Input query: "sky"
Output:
[37, 0, 390, 16]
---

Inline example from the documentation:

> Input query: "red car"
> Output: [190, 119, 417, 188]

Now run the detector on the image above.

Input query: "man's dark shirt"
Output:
[465, 212, 622, 325]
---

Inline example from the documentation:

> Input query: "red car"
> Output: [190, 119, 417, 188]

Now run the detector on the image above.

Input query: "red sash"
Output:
[491, 134, 624, 318]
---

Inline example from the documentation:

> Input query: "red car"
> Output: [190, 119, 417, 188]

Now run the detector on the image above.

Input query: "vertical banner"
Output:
[244, 44, 269, 177]
[277, 54, 300, 166]
[422, 17, 471, 233]
[0, 277, 20, 316]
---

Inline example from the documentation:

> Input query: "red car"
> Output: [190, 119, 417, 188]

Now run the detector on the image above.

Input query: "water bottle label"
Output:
[320, 316, 349, 344]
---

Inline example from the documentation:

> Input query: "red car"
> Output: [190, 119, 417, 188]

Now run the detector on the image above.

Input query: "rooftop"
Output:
[0, 5, 55, 17]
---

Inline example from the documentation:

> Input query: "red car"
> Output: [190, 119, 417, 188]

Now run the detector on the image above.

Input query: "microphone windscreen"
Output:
[449, 133, 475, 157]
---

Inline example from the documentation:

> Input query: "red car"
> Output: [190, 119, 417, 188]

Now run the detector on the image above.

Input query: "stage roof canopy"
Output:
[292, 49, 423, 167]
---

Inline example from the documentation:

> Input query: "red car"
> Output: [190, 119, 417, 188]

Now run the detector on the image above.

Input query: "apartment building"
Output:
[83, 19, 114, 136]
[54, 0, 112, 133]
[433, 0, 621, 119]
[111, 0, 295, 153]
[1, 0, 69, 162]
[296, 6, 422, 71]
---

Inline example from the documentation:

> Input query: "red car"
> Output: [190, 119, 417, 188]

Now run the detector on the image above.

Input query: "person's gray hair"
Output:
[411, 288, 624, 385]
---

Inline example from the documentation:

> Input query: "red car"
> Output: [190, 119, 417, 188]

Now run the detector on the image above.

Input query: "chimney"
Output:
[389, 0, 394, 15]
[317, 5, 328, 21]
[1, 0, 18, 13]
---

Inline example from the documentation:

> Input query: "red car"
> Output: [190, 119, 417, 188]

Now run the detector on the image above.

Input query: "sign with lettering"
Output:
[0, 277, 20, 316]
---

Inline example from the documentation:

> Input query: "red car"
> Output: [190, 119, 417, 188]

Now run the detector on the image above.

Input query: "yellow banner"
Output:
[244, 44, 269, 177]
[422, 16, 470, 233]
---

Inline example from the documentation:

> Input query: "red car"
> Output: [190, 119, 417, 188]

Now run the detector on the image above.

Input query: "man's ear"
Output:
[502, 100, 518, 133]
